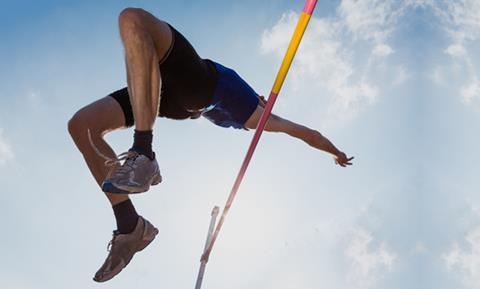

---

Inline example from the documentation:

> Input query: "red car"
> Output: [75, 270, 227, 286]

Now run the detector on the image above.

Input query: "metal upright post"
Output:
[194, 206, 220, 289]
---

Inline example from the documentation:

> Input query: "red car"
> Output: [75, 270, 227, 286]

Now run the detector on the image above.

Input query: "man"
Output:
[68, 7, 353, 283]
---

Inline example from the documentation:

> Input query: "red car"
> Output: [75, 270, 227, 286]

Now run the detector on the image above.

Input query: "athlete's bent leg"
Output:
[118, 8, 172, 131]
[99, 8, 170, 194]
[68, 96, 130, 205]
[68, 96, 159, 282]
[244, 105, 353, 167]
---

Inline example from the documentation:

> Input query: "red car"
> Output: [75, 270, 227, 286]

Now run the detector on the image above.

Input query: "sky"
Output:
[2, 0, 480, 288]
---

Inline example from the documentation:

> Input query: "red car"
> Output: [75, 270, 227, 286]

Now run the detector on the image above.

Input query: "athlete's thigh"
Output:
[73, 96, 126, 134]
[119, 8, 173, 59]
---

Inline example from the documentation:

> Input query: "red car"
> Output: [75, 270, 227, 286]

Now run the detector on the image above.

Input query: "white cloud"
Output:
[441, 0, 480, 43]
[258, 202, 395, 289]
[461, 79, 480, 104]
[345, 229, 397, 289]
[261, 12, 380, 125]
[372, 43, 394, 58]
[0, 129, 14, 165]
[445, 44, 468, 58]
[260, 0, 409, 127]
[261, 12, 299, 57]
[404, 0, 435, 8]
[433, 0, 480, 105]
[338, 0, 402, 43]
[444, 227, 480, 289]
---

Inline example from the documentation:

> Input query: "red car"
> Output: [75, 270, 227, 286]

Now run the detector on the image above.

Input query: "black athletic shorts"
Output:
[110, 24, 218, 127]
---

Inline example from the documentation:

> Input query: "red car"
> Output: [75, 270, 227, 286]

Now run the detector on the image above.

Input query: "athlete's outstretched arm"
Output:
[245, 97, 353, 167]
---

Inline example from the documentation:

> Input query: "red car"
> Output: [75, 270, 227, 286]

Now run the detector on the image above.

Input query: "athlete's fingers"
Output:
[335, 158, 353, 167]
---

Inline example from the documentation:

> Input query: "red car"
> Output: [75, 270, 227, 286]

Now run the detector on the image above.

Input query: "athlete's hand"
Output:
[259, 95, 267, 107]
[334, 152, 354, 167]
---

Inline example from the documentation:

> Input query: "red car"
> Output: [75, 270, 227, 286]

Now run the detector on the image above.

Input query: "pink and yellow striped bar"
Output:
[200, 0, 318, 268]
[271, 1, 317, 94]
[303, 0, 317, 15]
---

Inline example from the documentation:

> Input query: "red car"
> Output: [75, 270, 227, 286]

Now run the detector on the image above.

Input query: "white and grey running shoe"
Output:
[101, 151, 162, 194]
[93, 216, 159, 283]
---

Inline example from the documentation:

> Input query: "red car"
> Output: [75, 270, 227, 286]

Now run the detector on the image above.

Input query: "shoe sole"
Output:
[102, 173, 162, 195]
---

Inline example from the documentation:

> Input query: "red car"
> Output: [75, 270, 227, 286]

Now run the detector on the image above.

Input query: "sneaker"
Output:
[101, 151, 162, 194]
[93, 216, 159, 282]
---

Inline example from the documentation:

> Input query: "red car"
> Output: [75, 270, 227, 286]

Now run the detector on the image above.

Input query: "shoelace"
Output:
[112, 153, 138, 176]
[87, 129, 138, 177]
[107, 232, 119, 252]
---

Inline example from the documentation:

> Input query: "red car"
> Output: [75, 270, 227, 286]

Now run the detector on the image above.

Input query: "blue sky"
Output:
[2, 1, 480, 289]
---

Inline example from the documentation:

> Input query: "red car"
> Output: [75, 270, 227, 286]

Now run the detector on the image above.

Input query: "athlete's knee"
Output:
[68, 111, 86, 140]
[68, 109, 101, 142]
[118, 7, 147, 32]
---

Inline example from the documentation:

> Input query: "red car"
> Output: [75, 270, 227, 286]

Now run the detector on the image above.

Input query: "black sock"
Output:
[112, 199, 139, 234]
[131, 130, 154, 160]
